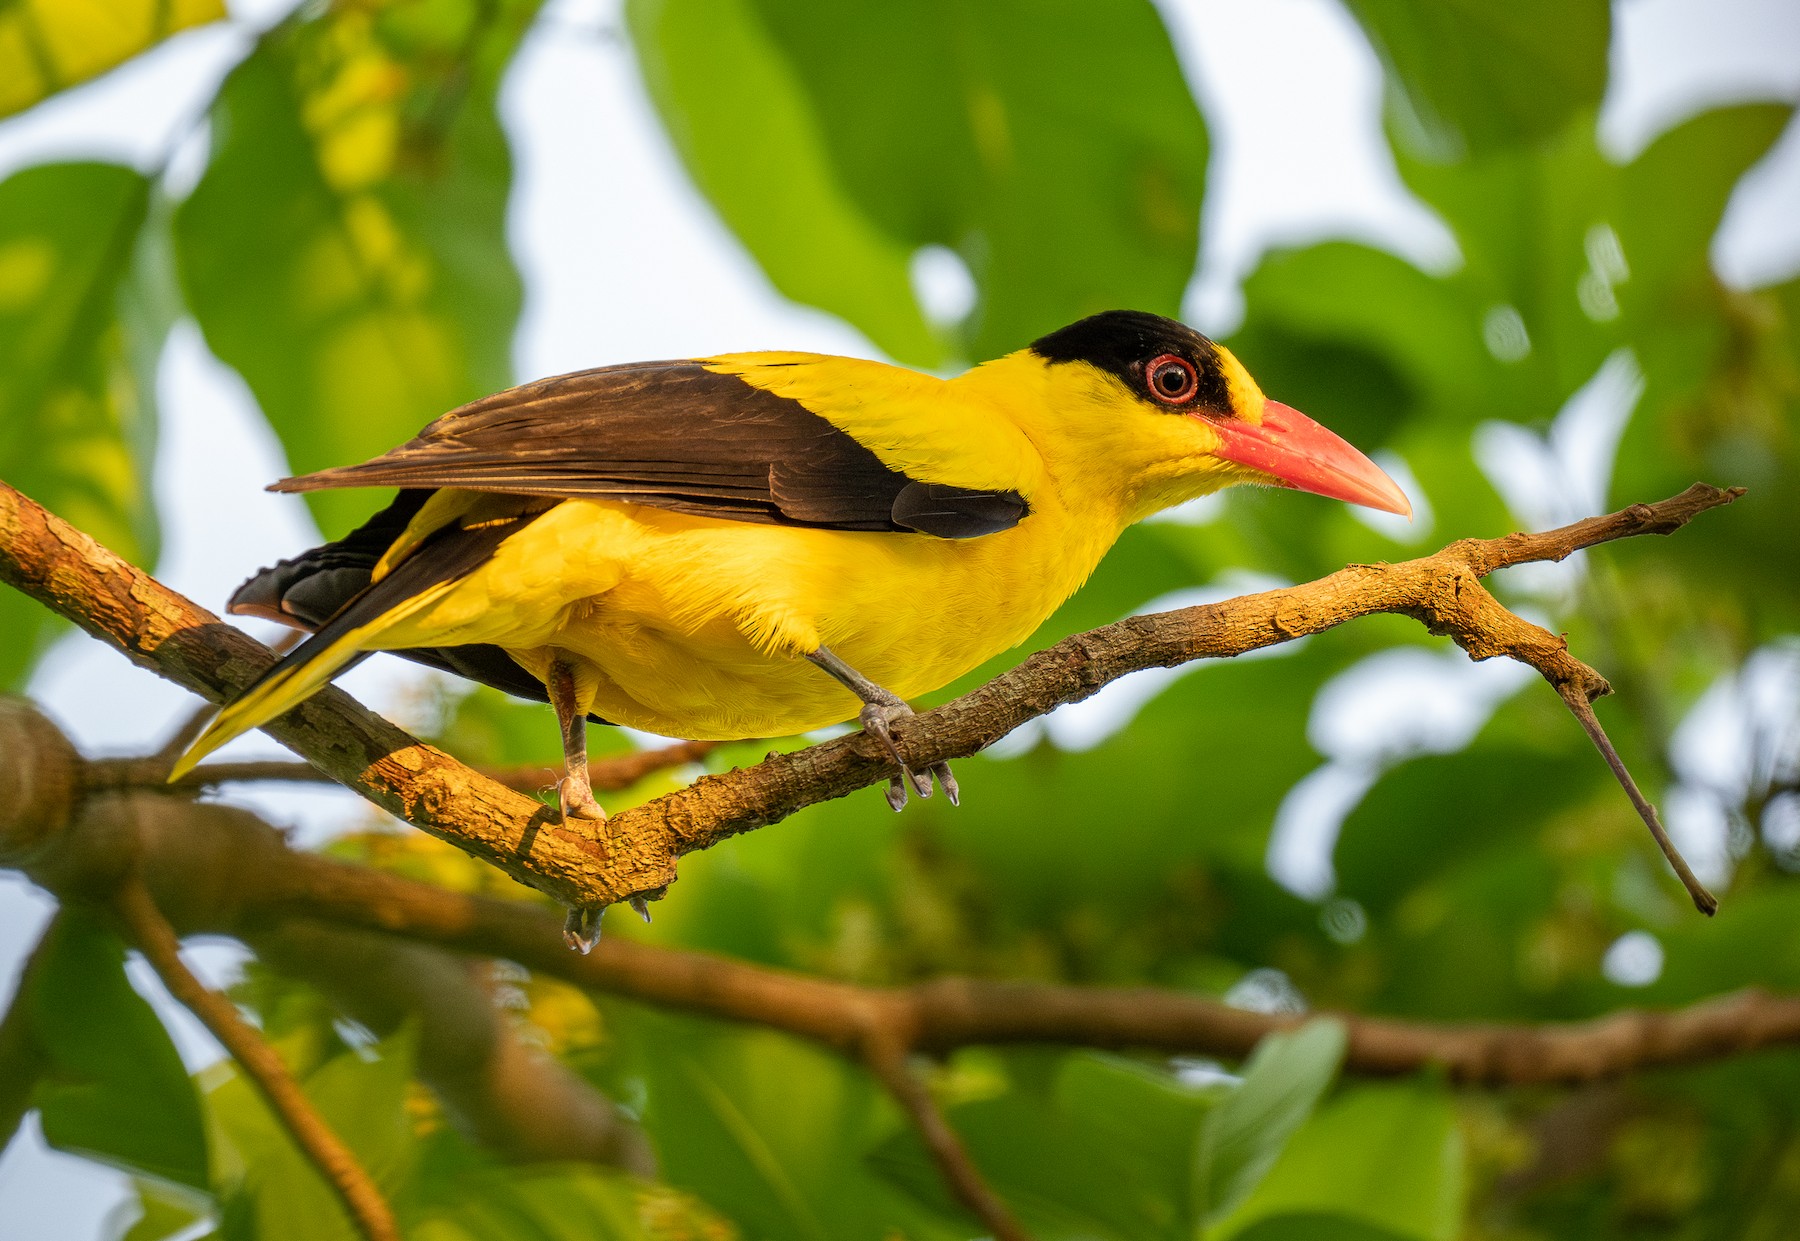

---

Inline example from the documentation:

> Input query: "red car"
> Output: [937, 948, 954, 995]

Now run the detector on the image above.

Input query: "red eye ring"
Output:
[1146, 354, 1198, 404]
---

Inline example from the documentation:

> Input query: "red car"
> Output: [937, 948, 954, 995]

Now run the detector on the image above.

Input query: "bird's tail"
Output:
[168, 508, 542, 782]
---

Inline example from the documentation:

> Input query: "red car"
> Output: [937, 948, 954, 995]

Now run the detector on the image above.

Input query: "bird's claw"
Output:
[563, 906, 603, 953]
[628, 894, 653, 924]
[859, 700, 958, 810]
[558, 777, 606, 824]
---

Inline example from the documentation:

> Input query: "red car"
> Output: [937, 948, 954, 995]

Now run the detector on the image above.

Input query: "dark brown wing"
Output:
[270, 361, 1026, 538]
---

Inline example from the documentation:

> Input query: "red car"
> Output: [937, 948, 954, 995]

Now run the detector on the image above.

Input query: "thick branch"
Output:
[83, 738, 723, 797]
[0, 479, 1743, 912]
[113, 878, 400, 1241]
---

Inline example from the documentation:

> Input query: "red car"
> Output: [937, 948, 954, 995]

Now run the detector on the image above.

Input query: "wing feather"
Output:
[271, 361, 1026, 538]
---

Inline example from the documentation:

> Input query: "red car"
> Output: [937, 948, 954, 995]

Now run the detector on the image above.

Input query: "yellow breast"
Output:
[376, 492, 1122, 740]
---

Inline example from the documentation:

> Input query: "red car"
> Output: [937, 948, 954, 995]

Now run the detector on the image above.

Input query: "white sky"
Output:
[2, 0, 1798, 1233]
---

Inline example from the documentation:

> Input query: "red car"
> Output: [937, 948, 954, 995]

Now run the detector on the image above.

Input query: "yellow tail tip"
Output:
[165, 712, 235, 783]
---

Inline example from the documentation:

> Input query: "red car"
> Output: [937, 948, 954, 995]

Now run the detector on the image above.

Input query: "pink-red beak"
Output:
[1205, 400, 1412, 517]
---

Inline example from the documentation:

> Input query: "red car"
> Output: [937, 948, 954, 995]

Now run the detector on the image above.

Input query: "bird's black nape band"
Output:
[1029, 310, 1231, 414]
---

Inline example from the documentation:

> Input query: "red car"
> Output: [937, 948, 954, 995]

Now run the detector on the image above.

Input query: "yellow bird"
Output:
[173, 310, 1407, 829]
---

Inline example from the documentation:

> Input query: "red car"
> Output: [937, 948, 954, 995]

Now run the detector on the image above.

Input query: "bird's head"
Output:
[989, 310, 1410, 523]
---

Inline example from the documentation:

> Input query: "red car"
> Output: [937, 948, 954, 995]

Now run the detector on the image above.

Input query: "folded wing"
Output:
[271, 360, 1028, 539]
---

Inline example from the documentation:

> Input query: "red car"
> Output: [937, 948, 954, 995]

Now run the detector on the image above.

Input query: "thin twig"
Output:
[1558, 685, 1718, 914]
[112, 878, 401, 1241]
[865, 1038, 1033, 1241]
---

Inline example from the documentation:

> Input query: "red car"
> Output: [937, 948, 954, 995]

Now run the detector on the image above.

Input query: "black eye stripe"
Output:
[1028, 310, 1235, 414]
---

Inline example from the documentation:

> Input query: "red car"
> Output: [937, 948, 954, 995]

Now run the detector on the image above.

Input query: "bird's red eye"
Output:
[1146, 354, 1198, 405]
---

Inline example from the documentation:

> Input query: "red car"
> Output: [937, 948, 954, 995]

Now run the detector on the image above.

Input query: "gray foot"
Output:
[858, 699, 959, 811]
[563, 906, 603, 953]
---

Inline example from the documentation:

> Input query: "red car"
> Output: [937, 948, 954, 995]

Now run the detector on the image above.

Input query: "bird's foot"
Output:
[558, 774, 606, 824]
[858, 699, 959, 811]
[563, 906, 603, 953]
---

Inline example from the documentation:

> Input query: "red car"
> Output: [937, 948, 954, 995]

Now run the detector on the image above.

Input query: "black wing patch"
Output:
[229, 495, 606, 720]
[269, 362, 1027, 539]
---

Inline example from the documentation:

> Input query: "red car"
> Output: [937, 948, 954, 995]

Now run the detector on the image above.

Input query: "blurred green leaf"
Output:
[1196, 1018, 1347, 1222]
[25, 910, 209, 1189]
[621, 1011, 948, 1241]
[175, 0, 538, 538]
[687, 0, 1207, 358]
[628, 0, 942, 366]
[1214, 1079, 1464, 1241]
[1229, 1214, 1415, 1241]
[0, 160, 166, 689]
[411, 1162, 649, 1241]
[112, 1179, 211, 1241]
[206, 1026, 417, 1241]
[873, 1051, 1213, 1240]
[1344, 0, 1608, 158]
[0, 0, 225, 120]
[1334, 738, 1603, 918]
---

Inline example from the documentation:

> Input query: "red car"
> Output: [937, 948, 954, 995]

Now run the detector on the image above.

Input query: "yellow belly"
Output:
[371, 497, 1121, 739]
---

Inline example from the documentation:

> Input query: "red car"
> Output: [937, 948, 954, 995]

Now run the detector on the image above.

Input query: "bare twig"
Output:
[1558, 684, 1718, 914]
[113, 878, 400, 1241]
[865, 1037, 1032, 1241]
[0, 480, 1744, 912]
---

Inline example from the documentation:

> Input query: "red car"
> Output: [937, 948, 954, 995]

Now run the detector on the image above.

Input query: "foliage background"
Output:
[2, 0, 1799, 1237]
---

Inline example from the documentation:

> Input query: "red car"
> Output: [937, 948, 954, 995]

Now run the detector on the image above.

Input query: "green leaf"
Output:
[1334, 740, 1603, 917]
[205, 1026, 417, 1241]
[624, 1011, 949, 1241]
[706, 0, 1208, 358]
[1213, 1080, 1465, 1241]
[1343, 0, 1609, 158]
[1229, 1214, 1415, 1241]
[627, 0, 943, 367]
[871, 1052, 1214, 1241]
[174, 0, 538, 538]
[412, 1163, 649, 1241]
[1195, 1018, 1346, 1223]
[0, 0, 225, 120]
[25, 910, 210, 1189]
[0, 160, 166, 689]
[112, 1179, 212, 1241]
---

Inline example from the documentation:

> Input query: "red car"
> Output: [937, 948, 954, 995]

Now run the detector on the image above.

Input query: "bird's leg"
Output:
[547, 656, 606, 823]
[805, 646, 959, 811]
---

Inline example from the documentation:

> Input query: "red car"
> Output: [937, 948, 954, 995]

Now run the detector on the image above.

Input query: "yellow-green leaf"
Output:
[0, 0, 225, 120]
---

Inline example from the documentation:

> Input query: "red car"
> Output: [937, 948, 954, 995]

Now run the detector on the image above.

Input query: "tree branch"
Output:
[112, 877, 400, 1241]
[0, 479, 1745, 915]
[83, 737, 724, 797]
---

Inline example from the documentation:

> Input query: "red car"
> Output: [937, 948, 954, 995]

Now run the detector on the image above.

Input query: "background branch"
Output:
[0, 480, 1745, 914]
[3, 699, 1793, 1090]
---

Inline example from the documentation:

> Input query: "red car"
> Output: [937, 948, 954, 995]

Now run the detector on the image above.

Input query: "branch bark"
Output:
[0, 478, 1745, 914]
